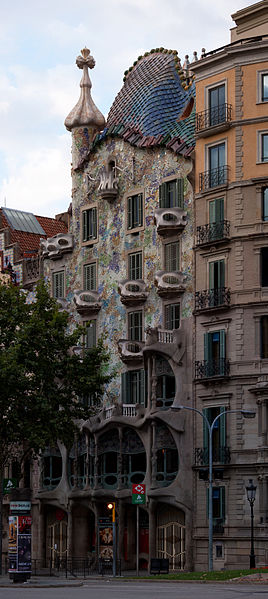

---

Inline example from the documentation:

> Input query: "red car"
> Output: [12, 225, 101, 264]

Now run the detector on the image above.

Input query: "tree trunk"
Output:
[0, 468, 3, 576]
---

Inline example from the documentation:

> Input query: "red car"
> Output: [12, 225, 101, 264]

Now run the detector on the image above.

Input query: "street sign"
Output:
[132, 483, 146, 505]
[3, 479, 17, 494]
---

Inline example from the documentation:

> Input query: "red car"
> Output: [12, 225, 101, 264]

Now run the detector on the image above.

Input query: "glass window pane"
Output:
[262, 134, 268, 162]
[263, 188, 268, 221]
[261, 316, 268, 358]
[262, 74, 268, 102]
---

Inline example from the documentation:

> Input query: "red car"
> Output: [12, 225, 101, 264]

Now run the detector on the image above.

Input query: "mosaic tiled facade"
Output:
[37, 48, 196, 572]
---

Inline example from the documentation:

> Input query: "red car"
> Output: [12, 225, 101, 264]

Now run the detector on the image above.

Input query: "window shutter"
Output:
[209, 200, 216, 224]
[92, 207, 97, 239]
[176, 178, 184, 208]
[82, 210, 87, 242]
[86, 321, 96, 349]
[159, 184, 165, 208]
[219, 407, 226, 447]
[219, 260, 225, 289]
[127, 197, 132, 229]
[219, 330, 225, 359]
[220, 487, 225, 520]
[140, 369, 145, 406]
[84, 263, 96, 291]
[209, 262, 215, 290]
[138, 194, 143, 226]
[215, 197, 224, 222]
[121, 372, 128, 403]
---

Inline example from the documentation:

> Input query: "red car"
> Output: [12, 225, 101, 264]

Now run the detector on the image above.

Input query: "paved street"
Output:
[0, 581, 268, 599]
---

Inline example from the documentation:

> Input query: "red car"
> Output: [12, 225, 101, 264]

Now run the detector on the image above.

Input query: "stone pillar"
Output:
[67, 500, 73, 558]
[94, 433, 99, 489]
[151, 421, 157, 488]
[118, 499, 126, 570]
[38, 503, 46, 564]
[151, 354, 157, 411]
[118, 427, 123, 490]
[184, 509, 193, 571]
[148, 499, 157, 570]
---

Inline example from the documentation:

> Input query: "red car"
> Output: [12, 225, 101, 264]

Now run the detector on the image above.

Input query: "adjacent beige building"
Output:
[192, 0, 268, 570]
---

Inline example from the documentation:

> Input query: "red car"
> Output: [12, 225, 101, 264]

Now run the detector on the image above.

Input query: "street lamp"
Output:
[246, 479, 257, 569]
[172, 405, 256, 571]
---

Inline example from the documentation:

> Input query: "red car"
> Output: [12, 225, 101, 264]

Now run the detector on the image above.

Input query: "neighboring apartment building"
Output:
[36, 47, 195, 571]
[192, 0, 268, 570]
[0, 206, 67, 290]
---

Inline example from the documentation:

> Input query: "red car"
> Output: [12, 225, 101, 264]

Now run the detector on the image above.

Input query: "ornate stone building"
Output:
[36, 47, 195, 570]
[192, 0, 268, 571]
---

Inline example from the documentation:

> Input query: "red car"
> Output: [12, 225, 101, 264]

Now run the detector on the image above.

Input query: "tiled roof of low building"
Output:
[0, 209, 67, 258]
[93, 49, 195, 157]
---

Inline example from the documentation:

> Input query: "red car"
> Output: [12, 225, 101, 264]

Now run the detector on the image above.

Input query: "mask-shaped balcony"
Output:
[73, 290, 101, 315]
[40, 233, 74, 260]
[154, 270, 187, 298]
[118, 279, 148, 306]
[56, 298, 69, 312]
[154, 208, 187, 237]
[118, 339, 144, 364]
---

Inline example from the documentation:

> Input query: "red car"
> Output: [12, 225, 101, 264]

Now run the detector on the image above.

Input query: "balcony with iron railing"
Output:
[196, 103, 232, 135]
[199, 165, 229, 192]
[196, 220, 230, 246]
[195, 287, 231, 312]
[195, 359, 230, 380]
[195, 446, 231, 466]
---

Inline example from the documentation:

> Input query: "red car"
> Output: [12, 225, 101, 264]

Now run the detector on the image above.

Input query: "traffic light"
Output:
[107, 502, 116, 522]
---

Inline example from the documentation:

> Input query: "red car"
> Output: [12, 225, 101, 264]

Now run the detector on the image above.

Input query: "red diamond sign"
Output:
[132, 483, 146, 504]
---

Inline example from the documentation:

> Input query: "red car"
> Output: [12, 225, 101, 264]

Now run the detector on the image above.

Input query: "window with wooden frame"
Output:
[165, 303, 180, 330]
[128, 251, 142, 280]
[121, 370, 146, 405]
[164, 241, 180, 271]
[262, 188, 268, 221]
[128, 310, 143, 341]
[159, 178, 184, 209]
[84, 262, 97, 291]
[84, 320, 96, 349]
[52, 271, 64, 298]
[127, 193, 143, 230]
[82, 207, 97, 242]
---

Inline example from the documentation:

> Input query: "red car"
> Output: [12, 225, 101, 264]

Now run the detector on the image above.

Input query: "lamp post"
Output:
[172, 405, 255, 571]
[246, 479, 257, 569]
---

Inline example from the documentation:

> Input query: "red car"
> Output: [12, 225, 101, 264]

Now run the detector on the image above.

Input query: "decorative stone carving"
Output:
[154, 208, 187, 236]
[56, 298, 69, 312]
[73, 290, 101, 315]
[117, 339, 144, 363]
[118, 279, 148, 305]
[154, 270, 187, 297]
[98, 163, 118, 201]
[40, 233, 73, 260]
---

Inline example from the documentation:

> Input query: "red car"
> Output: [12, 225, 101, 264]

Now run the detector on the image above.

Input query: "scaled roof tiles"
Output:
[93, 50, 195, 157]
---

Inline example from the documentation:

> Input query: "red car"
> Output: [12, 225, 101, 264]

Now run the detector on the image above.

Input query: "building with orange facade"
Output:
[192, 0, 268, 570]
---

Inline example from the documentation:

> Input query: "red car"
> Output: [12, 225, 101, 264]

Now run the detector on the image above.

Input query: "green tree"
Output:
[0, 279, 113, 573]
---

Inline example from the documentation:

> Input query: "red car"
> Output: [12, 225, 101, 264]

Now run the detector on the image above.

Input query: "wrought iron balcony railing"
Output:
[196, 103, 232, 132]
[213, 518, 225, 535]
[195, 359, 230, 379]
[196, 220, 230, 245]
[199, 165, 228, 192]
[195, 287, 231, 311]
[195, 446, 231, 466]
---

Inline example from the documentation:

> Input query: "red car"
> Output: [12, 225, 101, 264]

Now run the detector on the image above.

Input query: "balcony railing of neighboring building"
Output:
[195, 287, 231, 311]
[196, 220, 230, 245]
[213, 518, 225, 535]
[196, 103, 232, 133]
[195, 359, 230, 379]
[195, 446, 231, 466]
[199, 165, 229, 192]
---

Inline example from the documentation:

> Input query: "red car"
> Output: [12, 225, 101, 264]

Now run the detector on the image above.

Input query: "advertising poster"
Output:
[99, 526, 113, 560]
[18, 535, 31, 572]
[8, 515, 32, 573]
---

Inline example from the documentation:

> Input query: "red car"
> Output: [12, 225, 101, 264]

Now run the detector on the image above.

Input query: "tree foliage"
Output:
[0, 279, 113, 469]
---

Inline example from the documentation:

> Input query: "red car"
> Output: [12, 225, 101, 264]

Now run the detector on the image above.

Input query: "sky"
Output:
[0, 0, 260, 218]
